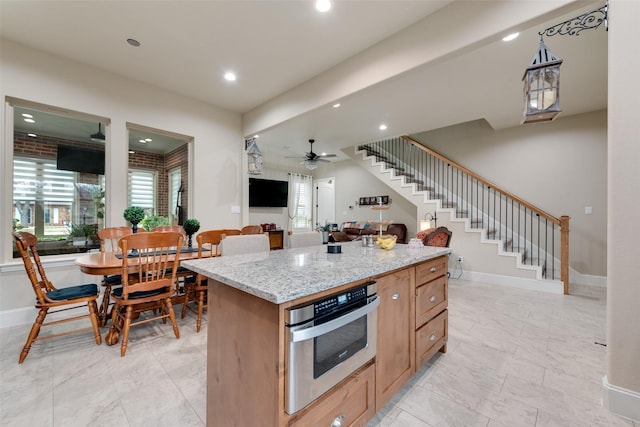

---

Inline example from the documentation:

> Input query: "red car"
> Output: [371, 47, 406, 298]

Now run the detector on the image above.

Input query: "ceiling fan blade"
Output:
[318, 158, 330, 163]
[318, 154, 337, 158]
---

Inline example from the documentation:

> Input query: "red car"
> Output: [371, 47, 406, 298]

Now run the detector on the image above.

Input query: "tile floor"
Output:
[0, 279, 637, 427]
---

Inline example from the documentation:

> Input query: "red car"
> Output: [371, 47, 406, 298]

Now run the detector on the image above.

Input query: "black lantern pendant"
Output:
[522, 38, 563, 124]
[246, 138, 263, 175]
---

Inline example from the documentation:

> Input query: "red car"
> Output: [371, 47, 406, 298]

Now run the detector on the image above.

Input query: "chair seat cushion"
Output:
[103, 275, 122, 285]
[164, 266, 191, 274]
[47, 284, 98, 301]
[112, 286, 170, 299]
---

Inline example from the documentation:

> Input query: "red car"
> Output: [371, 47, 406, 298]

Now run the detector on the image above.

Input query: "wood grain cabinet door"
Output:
[375, 267, 415, 411]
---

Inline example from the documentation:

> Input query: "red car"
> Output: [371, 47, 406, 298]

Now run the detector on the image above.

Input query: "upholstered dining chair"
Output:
[181, 229, 224, 332]
[219, 234, 270, 256]
[12, 231, 102, 363]
[289, 231, 323, 248]
[240, 225, 263, 235]
[105, 231, 183, 356]
[423, 226, 452, 248]
[96, 226, 134, 326]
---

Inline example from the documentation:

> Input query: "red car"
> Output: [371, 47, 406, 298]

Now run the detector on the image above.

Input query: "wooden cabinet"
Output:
[287, 363, 375, 427]
[415, 257, 448, 368]
[375, 267, 415, 410]
[267, 229, 284, 250]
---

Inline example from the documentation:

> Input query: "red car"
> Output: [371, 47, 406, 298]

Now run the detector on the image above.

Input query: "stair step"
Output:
[405, 177, 424, 185]
[441, 201, 456, 208]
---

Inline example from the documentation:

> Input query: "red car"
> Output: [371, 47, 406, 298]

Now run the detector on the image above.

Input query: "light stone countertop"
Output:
[181, 242, 451, 304]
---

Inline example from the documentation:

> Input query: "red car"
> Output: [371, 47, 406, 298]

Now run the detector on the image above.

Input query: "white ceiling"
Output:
[1, 1, 607, 158]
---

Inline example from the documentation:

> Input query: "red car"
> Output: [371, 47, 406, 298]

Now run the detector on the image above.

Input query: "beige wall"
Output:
[606, 0, 640, 417]
[0, 40, 242, 316]
[413, 111, 608, 277]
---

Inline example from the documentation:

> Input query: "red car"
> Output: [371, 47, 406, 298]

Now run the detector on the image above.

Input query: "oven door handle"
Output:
[289, 296, 379, 343]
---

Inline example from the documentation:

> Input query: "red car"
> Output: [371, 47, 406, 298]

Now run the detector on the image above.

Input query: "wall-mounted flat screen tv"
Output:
[249, 178, 288, 207]
[56, 145, 105, 175]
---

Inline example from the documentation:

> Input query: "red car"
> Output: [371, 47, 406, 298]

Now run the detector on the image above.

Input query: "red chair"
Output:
[423, 226, 452, 248]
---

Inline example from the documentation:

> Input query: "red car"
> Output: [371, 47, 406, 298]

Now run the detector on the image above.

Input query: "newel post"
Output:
[560, 215, 571, 294]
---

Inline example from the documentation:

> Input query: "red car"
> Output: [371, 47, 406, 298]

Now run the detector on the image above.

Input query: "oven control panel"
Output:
[314, 285, 368, 317]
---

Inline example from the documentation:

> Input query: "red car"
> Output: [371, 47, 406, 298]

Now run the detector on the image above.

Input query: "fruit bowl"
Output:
[375, 235, 397, 250]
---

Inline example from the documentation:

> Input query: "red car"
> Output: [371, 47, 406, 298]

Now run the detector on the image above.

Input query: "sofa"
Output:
[335, 222, 408, 244]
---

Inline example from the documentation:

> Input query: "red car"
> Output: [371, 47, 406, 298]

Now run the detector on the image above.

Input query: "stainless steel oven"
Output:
[285, 281, 379, 414]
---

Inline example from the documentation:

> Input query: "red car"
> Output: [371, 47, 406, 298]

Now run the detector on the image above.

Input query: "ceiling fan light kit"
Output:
[90, 123, 105, 142]
[289, 139, 337, 170]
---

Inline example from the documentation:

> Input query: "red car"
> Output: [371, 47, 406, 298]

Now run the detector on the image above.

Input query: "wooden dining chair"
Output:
[240, 225, 263, 235]
[181, 229, 224, 332]
[151, 225, 194, 292]
[105, 231, 183, 356]
[12, 231, 102, 363]
[96, 226, 134, 326]
[289, 231, 323, 248]
[220, 228, 241, 239]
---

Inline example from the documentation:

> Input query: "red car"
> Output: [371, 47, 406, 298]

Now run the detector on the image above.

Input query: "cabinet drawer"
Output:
[416, 309, 448, 367]
[288, 363, 375, 427]
[416, 256, 448, 285]
[416, 276, 447, 328]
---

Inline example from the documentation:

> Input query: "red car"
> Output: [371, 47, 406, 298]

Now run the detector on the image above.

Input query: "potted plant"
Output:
[123, 206, 145, 233]
[183, 218, 200, 248]
[317, 222, 331, 244]
[140, 215, 171, 232]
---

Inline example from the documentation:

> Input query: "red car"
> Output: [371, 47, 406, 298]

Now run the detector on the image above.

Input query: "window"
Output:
[288, 174, 313, 231]
[168, 167, 181, 223]
[128, 168, 156, 215]
[13, 156, 103, 256]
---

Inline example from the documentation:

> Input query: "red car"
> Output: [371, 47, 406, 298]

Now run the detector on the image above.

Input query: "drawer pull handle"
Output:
[429, 295, 437, 302]
[430, 267, 437, 272]
[430, 334, 437, 341]
[392, 292, 400, 300]
[331, 414, 345, 427]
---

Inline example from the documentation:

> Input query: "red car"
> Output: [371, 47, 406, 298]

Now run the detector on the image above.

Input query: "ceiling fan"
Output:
[291, 139, 337, 170]
[90, 123, 105, 142]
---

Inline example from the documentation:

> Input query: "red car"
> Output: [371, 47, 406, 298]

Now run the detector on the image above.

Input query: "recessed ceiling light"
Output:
[27, 133, 37, 138]
[22, 113, 33, 118]
[145, 138, 152, 142]
[379, 124, 387, 130]
[139, 139, 147, 143]
[316, 0, 331, 12]
[224, 72, 237, 81]
[502, 32, 519, 42]
[24, 118, 35, 123]
[254, 134, 259, 138]
[333, 103, 341, 108]
[127, 38, 141, 47]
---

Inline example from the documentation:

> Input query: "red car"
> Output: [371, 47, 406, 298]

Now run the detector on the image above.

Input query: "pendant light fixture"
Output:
[90, 123, 105, 142]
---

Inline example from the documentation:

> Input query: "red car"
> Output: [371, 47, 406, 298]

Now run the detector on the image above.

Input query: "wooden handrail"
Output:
[386, 135, 571, 293]
[402, 135, 561, 226]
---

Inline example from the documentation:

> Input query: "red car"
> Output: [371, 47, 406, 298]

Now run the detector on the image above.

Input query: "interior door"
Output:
[314, 178, 335, 228]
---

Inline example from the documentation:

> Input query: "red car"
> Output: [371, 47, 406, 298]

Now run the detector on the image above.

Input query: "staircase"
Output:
[348, 136, 570, 294]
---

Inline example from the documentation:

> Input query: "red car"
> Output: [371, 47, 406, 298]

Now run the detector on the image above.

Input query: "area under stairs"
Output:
[346, 144, 565, 293]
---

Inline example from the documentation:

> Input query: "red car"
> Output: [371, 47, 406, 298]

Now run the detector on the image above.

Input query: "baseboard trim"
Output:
[450, 270, 564, 294]
[603, 376, 640, 422]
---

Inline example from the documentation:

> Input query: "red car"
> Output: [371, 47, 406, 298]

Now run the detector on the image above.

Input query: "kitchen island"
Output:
[182, 242, 451, 426]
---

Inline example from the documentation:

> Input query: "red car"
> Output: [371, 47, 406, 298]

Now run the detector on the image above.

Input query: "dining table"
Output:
[75, 247, 204, 327]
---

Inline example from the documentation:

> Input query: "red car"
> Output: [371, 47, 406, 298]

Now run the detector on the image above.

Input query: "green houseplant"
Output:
[183, 218, 200, 248]
[123, 206, 145, 233]
[140, 215, 170, 232]
[317, 222, 331, 244]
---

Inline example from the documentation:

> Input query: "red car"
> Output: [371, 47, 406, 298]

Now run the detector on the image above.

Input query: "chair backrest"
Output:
[220, 234, 270, 256]
[196, 229, 225, 257]
[220, 228, 241, 239]
[12, 231, 53, 304]
[118, 231, 183, 300]
[423, 226, 452, 248]
[152, 225, 186, 237]
[289, 231, 323, 248]
[240, 225, 263, 235]
[98, 226, 133, 253]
